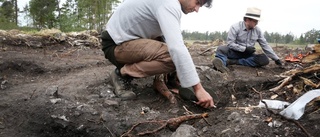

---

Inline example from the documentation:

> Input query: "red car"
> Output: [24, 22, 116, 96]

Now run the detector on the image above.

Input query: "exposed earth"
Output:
[0, 30, 319, 137]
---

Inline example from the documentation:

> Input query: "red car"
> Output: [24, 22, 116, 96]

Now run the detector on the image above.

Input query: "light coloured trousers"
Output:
[114, 39, 175, 78]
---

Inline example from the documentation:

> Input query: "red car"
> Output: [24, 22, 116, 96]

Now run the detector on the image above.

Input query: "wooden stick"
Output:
[251, 87, 262, 100]
[269, 76, 292, 92]
[225, 106, 260, 110]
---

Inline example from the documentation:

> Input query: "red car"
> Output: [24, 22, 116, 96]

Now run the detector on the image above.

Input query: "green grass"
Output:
[267, 43, 305, 49]
[184, 40, 201, 45]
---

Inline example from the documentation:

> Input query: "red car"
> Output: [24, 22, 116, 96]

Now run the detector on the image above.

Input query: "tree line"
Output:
[0, 0, 319, 44]
[0, 0, 119, 32]
[182, 29, 320, 45]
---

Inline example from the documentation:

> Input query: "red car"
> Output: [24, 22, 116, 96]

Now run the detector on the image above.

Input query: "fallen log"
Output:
[301, 53, 320, 63]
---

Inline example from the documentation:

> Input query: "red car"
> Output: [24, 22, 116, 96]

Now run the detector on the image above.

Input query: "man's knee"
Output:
[216, 45, 229, 55]
[254, 54, 269, 66]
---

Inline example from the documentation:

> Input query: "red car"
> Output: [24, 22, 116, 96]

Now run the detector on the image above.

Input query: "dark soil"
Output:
[0, 31, 319, 137]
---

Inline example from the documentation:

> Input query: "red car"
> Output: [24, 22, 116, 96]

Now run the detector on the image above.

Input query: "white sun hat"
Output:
[244, 7, 262, 21]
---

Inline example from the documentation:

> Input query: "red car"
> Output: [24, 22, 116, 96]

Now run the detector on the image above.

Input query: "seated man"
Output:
[212, 7, 283, 73]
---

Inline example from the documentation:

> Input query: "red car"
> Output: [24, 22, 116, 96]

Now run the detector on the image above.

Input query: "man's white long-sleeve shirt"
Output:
[106, 0, 199, 87]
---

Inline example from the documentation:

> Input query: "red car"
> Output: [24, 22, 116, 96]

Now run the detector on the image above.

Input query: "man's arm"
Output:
[156, 3, 200, 88]
[155, 2, 214, 108]
[256, 27, 280, 61]
[227, 25, 247, 52]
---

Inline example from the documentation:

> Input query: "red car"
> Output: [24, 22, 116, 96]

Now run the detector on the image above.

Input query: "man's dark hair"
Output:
[243, 17, 256, 21]
[203, 0, 213, 8]
[243, 17, 251, 21]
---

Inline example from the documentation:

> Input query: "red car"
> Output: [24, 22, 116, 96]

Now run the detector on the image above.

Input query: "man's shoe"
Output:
[212, 58, 229, 73]
[110, 69, 136, 100]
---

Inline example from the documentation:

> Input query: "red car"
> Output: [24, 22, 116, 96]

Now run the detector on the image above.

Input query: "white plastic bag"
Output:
[279, 89, 320, 120]
[258, 99, 290, 110]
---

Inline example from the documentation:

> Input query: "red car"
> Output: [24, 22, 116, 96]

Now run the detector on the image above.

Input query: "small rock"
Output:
[100, 89, 113, 98]
[103, 99, 119, 107]
[141, 107, 150, 113]
[46, 86, 59, 97]
[234, 125, 241, 132]
[77, 124, 84, 130]
[50, 98, 62, 104]
[170, 124, 197, 137]
[0, 123, 5, 129]
[227, 112, 241, 123]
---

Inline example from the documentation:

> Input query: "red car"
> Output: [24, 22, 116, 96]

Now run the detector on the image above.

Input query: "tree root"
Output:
[121, 113, 209, 137]
[269, 64, 320, 92]
[153, 74, 177, 104]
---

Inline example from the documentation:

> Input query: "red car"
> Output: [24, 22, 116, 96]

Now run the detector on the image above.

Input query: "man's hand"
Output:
[275, 59, 283, 66]
[193, 83, 214, 108]
[244, 46, 256, 54]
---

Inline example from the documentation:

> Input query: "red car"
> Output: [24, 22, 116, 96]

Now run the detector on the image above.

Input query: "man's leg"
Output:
[101, 31, 137, 100]
[110, 68, 136, 100]
[237, 54, 269, 67]
[212, 46, 230, 73]
[223, 47, 269, 67]
[114, 39, 175, 78]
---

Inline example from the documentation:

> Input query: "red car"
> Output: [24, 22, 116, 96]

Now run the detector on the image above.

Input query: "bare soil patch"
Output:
[0, 30, 319, 137]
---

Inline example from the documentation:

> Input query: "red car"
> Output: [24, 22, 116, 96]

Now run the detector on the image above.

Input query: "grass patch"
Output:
[254, 43, 305, 50]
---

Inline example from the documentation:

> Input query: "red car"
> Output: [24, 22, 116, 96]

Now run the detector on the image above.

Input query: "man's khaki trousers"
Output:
[114, 39, 175, 78]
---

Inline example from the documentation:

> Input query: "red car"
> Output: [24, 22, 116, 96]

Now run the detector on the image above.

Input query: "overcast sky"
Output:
[19, 0, 320, 37]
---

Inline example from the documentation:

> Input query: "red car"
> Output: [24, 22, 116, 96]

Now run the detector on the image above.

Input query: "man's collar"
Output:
[242, 21, 247, 31]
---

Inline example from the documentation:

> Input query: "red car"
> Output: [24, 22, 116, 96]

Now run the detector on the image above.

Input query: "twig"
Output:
[29, 89, 37, 99]
[269, 64, 320, 92]
[183, 106, 193, 115]
[182, 106, 212, 126]
[59, 48, 78, 57]
[261, 100, 277, 115]
[102, 121, 116, 137]
[18, 120, 24, 127]
[290, 120, 312, 137]
[87, 119, 96, 123]
[201, 116, 212, 126]
[121, 120, 167, 137]
[225, 106, 260, 110]
[54, 53, 60, 58]
[232, 82, 236, 93]
[199, 47, 213, 55]
[251, 87, 262, 100]
[137, 121, 167, 136]
[269, 76, 292, 92]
